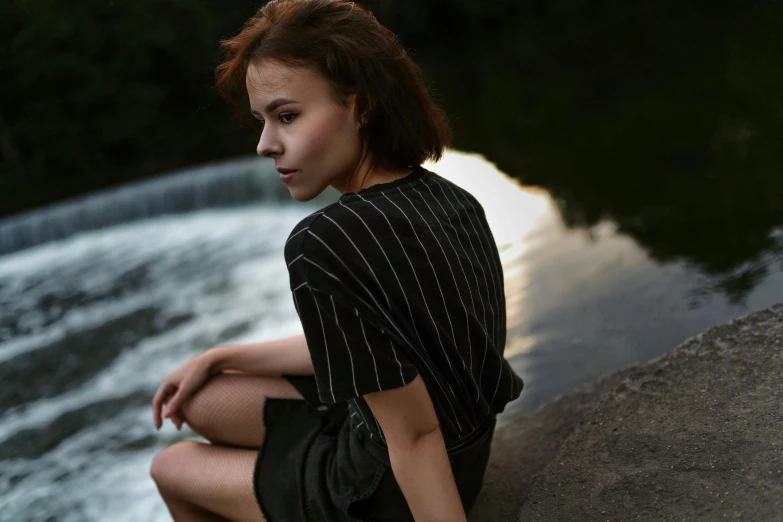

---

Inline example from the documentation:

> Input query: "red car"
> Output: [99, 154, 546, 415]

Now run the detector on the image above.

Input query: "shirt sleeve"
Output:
[285, 215, 420, 404]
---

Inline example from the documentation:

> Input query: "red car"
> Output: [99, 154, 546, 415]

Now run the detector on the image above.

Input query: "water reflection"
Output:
[424, 152, 549, 352]
[384, 0, 783, 306]
[428, 150, 783, 419]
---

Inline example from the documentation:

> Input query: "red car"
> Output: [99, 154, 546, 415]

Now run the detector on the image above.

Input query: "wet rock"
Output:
[470, 304, 783, 521]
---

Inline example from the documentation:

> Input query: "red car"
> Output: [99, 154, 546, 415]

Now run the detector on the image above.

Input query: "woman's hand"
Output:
[152, 352, 217, 431]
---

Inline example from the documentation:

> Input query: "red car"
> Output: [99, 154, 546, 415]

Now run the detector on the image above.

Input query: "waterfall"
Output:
[0, 156, 335, 256]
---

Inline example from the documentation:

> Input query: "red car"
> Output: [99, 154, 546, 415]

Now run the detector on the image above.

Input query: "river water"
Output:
[1, 149, 781, 520]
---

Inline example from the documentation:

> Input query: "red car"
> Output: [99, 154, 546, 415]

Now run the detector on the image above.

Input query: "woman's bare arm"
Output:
[205, 333, 315, 377]
[365, 375, 468, 522]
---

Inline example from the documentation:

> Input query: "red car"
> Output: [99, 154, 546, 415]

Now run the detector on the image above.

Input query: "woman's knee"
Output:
[174, 373, 303, 446]
[179, 374, 238, 439]
[149, 440, 200, 491]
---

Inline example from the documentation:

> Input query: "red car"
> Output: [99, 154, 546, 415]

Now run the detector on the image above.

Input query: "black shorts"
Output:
[253, 374, 495, 522]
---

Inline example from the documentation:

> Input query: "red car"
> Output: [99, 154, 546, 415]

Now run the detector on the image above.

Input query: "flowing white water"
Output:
[0, 204, 320, 521]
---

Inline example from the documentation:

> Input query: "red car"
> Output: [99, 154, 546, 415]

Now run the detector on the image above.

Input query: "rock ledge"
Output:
[470, 304, 783, 522]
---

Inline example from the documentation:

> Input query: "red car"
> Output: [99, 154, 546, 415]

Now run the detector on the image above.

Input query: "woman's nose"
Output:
[256, 128, 282, 157]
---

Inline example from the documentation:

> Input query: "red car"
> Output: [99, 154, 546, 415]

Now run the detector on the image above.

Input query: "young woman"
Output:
[150, 1, 524, 521]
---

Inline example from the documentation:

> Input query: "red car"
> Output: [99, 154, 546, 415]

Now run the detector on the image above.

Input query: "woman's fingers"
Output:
[152, 360, 207, 430]
[171, 410, 185, 431]
[152, 381, 176, 430]
[164, 379, 192, 418]
[165, 396, 187, 430]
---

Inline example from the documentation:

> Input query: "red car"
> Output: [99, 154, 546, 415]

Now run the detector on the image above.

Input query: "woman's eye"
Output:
[279, 112, 297, 124]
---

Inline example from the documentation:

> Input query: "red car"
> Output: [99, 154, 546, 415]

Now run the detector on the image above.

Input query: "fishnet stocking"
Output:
[151, 372, 306, 521]
[183, 372, 304, 448]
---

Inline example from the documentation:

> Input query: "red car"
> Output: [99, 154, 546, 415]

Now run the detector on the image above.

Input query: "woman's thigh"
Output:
[151, 440, 267, 522]
[181, 372, 305, 449]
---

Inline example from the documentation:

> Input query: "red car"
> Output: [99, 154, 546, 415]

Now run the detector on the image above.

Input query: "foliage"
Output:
[2, 0, 782, 300]
[0, 0, 258, 215]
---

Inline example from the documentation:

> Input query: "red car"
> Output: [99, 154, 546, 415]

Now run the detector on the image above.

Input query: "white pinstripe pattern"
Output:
[410, 184, 478, 400]
[283, 167, 523, 445]
[432, 179, 495, 402]
[357, 313, 382, 391]
[435, 179, 508, 404]
[309, 285, 336, 403]
[303, 230, 465, 430]
[340, 198, 426, 348]
[331, 295, 359, 398]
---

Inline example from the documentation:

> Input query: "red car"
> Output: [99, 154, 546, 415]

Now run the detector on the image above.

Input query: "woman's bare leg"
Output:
[150, 373, 307, 521]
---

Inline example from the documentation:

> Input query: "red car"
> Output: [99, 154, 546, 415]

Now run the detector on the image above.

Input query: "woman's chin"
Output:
[288, 186, 319, 203]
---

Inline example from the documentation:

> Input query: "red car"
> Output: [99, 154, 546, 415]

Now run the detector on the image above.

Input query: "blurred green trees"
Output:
[0, 0, 258, 216]
[2, 0, 782, 301]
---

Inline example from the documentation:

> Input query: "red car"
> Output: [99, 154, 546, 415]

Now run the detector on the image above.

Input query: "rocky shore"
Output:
[470, 304, 783, 522]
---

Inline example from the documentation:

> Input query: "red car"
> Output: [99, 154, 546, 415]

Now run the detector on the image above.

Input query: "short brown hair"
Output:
[215, 0, 451, 171]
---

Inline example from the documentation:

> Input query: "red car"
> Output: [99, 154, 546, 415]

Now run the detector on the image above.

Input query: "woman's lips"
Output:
[279, 170, 297, 183]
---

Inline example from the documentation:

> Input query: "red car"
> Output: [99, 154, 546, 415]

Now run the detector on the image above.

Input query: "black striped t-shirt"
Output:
[284, 164, 523, 449]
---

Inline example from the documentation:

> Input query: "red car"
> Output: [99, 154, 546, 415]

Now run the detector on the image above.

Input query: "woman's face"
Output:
[246, 58, 365, 201]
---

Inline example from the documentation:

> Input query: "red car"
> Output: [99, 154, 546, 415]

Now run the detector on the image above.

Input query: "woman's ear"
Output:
[346, 94, 367, 129]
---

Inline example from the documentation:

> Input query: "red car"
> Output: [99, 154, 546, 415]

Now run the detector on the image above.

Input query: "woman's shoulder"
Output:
[284, 204, 333, 261]
[283, 200, 359, 264]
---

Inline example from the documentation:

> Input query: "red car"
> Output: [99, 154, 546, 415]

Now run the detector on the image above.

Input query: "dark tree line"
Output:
[0, 0, 260, 217]
[2, 0, 782, 300]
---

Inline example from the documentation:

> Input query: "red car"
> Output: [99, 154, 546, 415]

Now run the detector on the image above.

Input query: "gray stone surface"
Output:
[468, 369, 633, 521]
[471, 304, 783, 522]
